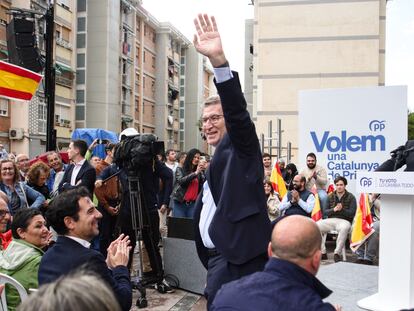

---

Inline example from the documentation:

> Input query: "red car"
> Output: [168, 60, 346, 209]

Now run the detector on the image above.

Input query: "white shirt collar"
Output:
[65, 235, 91, 248]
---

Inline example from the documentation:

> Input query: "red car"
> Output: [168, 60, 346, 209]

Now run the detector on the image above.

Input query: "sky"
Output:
[143, 0, 414, 111]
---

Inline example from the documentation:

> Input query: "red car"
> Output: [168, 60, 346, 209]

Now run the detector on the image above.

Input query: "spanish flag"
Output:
[350, 193, 374, 251]
[0, 61, 42, 101]
[270, 162, 287, 199]
[310, 185, 322, 222]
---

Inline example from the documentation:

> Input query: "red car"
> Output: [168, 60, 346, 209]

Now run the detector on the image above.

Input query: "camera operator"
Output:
[96, 128, 173, 293]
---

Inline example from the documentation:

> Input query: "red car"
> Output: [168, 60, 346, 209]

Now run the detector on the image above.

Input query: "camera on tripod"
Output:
[113, 133, 165, 174]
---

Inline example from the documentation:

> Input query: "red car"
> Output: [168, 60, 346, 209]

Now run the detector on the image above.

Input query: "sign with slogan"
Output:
[357, 171, 414, 195]
[299, 86, 407, 194]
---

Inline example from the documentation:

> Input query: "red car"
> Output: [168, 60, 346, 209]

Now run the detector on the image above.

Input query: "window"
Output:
[77, 17, 86, 32]
[0, 99, 8, 116]
[77, 33, 86, 48]
[76, 106, 85, 120]
[38, 102, 47, 134]
[143, 77, 145, 89]
[76, 90, 85, 103]
[77, 0, 86, 12]
[55, 30, 61, 39]
[77, 53, 85, 67]
[143, 51, 146, 62]
[76, 70, 85, 84]
[152, 56, 155, 68]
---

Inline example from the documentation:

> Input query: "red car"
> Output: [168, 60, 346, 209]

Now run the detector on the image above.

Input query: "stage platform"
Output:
[319, 262, 378, 310]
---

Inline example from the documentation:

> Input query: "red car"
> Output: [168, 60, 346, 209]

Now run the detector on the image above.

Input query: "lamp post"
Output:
[44, 1, 56, 151]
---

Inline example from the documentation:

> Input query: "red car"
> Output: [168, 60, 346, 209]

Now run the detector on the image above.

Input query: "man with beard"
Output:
[279, 174, 315, 217]
[301, 153, 328, 215]
[262, 153, 272, 178]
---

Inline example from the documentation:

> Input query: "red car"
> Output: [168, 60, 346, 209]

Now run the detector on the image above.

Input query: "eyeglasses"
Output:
[1, 167, 14, 171]
[0, 210, 10, 217]
[201, 114, 223, 125]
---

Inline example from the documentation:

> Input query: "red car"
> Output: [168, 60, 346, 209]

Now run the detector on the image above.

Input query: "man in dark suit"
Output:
[38, 187, 132, 311]
[192, 14, 271, 308]
[212, 216, 342, 311]
[58, 139, 96, 196]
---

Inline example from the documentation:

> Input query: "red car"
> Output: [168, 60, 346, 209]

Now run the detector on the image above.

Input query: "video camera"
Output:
[113, 133, 164, 175]
[376, 140, 414, 172]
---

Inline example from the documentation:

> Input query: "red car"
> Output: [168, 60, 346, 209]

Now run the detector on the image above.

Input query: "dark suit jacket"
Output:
[38, 236, 132, 311]
[194, 72, 271, 267]
[212, 258, 334, 311]
[58, 160, 96, 196]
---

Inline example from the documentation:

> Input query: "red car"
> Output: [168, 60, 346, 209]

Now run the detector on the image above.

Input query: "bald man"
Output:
[212, 215, 342, 311]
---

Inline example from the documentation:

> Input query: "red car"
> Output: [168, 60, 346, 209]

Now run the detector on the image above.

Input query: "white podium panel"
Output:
[357, 172, 414, 311]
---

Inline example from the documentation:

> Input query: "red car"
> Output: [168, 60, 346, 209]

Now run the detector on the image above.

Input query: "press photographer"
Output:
[96, 128, 173, 294]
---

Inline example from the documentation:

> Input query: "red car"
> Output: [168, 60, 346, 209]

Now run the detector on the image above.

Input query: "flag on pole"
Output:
[350, 193, 375, 251]
[0, 61, 42, 101]
[310, 185, 322, 222]
[269, 162, 287, 199]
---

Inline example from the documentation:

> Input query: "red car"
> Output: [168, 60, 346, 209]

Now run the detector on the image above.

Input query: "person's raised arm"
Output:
[193, 14, 227, 68]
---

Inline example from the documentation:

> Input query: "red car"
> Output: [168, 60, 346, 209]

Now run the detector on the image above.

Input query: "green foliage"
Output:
[409, 112, 414, 140]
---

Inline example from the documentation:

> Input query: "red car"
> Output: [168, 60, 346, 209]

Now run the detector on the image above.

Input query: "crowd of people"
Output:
[0, 13, 383, 311]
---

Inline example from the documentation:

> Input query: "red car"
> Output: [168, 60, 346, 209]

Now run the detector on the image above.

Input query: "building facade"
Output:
[252, 0, 386, 161]
[4, 0, 76, 157]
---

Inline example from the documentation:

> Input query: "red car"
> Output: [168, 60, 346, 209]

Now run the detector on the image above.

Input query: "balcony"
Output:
[56, 75, 72, 88]
[56, 37, 72, 50]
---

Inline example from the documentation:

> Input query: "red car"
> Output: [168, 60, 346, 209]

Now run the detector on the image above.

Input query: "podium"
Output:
[357, 172, 414, 311]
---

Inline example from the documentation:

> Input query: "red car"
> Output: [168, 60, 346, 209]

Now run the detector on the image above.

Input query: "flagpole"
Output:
[45, 0, 56, 152]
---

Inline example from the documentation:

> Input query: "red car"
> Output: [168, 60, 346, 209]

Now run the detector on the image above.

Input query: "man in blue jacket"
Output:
[212, 215, 342, 311]
[193, 14, 271, 308]
[38, 187, 132, 311]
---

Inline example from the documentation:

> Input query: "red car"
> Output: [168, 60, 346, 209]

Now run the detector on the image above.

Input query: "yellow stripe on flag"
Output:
[0, 70, 40, 94]
[269, 162, 287, 199]
[350, 193, 374, 251]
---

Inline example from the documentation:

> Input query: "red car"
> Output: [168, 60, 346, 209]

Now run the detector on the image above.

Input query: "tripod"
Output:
[127, 174, 148, 308]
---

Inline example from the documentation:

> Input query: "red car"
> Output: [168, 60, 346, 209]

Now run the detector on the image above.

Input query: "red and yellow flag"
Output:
[310, 185, 322, 222]
[269, 162, 287, 199]
[0, 61, 42, 101]
[350, 193, 374, 251]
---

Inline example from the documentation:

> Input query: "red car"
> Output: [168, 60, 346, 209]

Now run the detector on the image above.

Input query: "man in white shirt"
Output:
[39, 187, 132, 311]
[192, 14, 271, 308]
[58, 140, 96, 197]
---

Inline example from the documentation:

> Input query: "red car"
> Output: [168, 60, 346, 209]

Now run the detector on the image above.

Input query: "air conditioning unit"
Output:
[9, 128, 24, 140]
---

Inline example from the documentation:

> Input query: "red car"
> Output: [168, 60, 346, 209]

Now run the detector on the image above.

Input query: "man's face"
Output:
[0, 200, 11, 233]
[16, 155, 30, 173]
[70, 197, 102, 241]
[279, 162, 285, 170]
[68, 142, 78, 161]
[335, 180, 346, 194]
[47, 153, 63, 171]
[263, 156, 271, 168]
[167, 151, 176, 162]
[306, 156, 316, 169]
[292, 176, 304, 191]
[90, 156, 100, 168]
[202, 103, 226, 147]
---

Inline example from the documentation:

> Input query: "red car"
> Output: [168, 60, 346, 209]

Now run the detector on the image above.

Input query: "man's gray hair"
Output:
[17, 270, 121, 311]
[203, 94, 221, 108]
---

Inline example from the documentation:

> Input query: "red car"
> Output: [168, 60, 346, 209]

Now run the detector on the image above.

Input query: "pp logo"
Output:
[360, 177, 373, 187]
[369, 120, 385, 132]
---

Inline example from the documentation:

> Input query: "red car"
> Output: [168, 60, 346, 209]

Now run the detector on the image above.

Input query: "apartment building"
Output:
[4, 0, 76, 156]
[252, 0, 386, 161]
[0, 0, 11, 151]
[183, 46, 215, 153]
